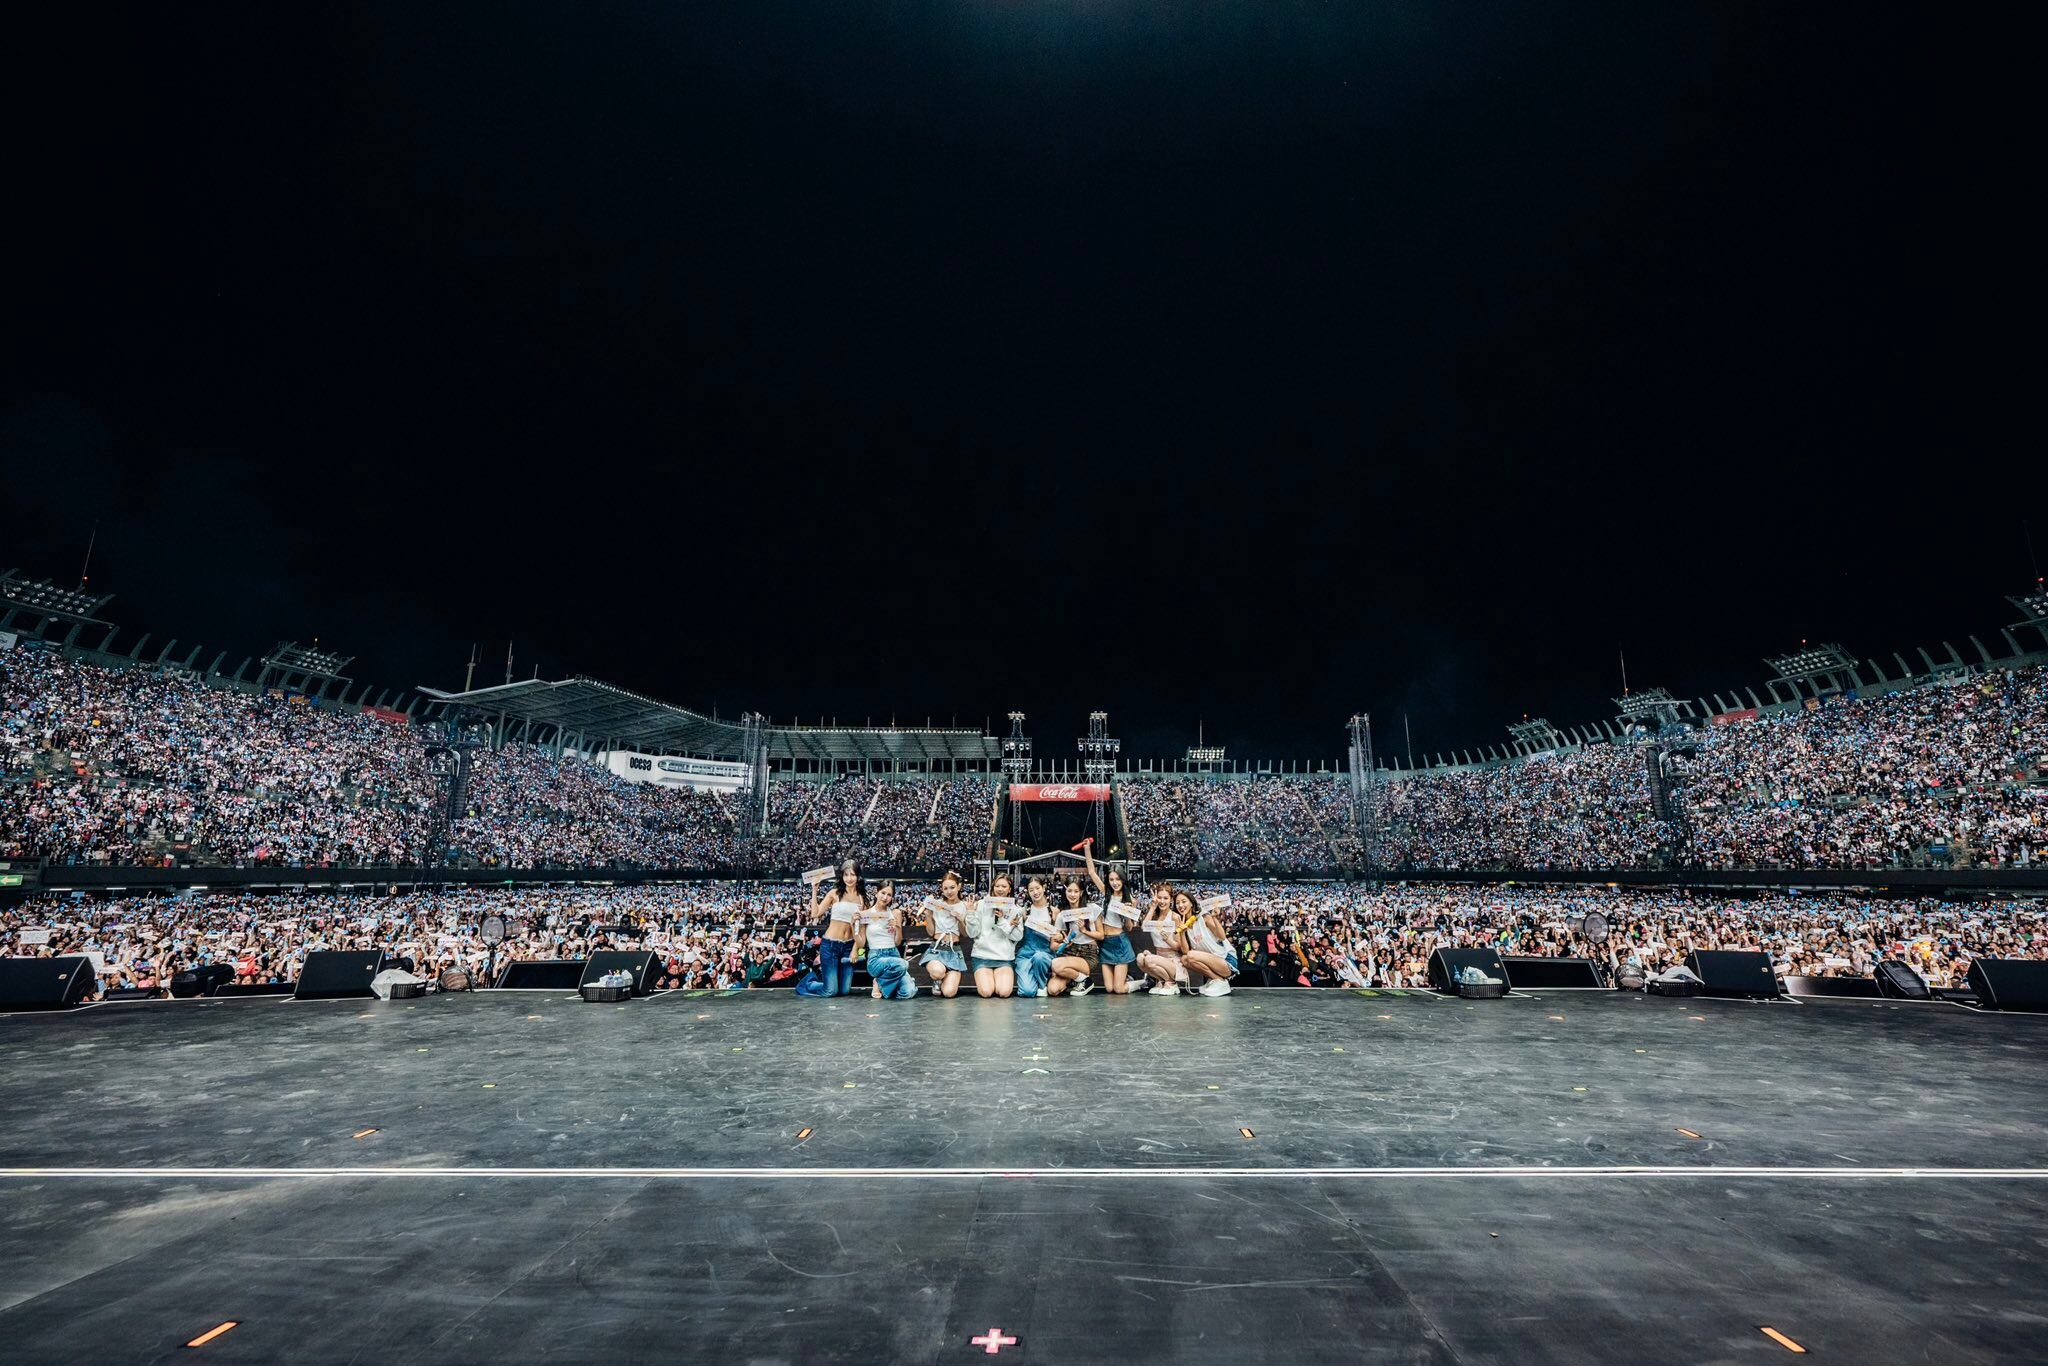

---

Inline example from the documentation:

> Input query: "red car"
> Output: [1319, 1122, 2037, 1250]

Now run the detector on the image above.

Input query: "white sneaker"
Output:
[1150, 981, 1180, 998]
[1199, 978, 1232, 997]
[1125, 979, 1150, 993]
[1071, 978, 1095, 996]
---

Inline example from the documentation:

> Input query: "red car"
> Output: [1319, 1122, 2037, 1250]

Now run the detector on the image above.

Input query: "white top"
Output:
[969, 899, 1023, 961]
[928, 902, 962, 938]
[1186, 917, 1228, 956]
[864, 912, 899, 952]
[1102, 897, 1139, 930]
[1024, 904, 1056, 936]
[829, 900, 862, 925]
[1057, 904, 1101, 939]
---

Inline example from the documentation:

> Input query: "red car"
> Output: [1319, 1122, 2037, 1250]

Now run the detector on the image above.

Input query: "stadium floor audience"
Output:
[10, 880, 2042, 999]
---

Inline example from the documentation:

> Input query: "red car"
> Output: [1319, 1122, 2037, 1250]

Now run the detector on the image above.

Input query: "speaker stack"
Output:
[0, 956, 97, 1011]
[293, 950, 387, 1001]
[1965, 959, 2048, 1012]
[580, 950, 660, 997]
[1682, 950, 1779, 1000]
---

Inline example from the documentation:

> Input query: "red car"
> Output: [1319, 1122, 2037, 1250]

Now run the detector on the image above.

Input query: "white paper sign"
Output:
[17, 928, 51, 946]
[800, 866, 836, 887]
[1199, 894, 1232, 914]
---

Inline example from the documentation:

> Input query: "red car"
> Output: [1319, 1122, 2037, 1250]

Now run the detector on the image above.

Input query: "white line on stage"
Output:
[4, 1165, 2047, 1181]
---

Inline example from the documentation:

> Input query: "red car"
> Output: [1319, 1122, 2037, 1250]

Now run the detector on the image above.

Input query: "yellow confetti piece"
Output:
[1332, 1047, 1344, 1053]
[1207, 1085, 1221, 1091]
[1573, 1087, 1587, 1092]
[416, 1048, 428, 1053]
[481, 1083, 495, 1089]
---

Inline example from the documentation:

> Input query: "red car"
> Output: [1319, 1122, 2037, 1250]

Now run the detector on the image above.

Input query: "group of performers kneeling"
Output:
[800, 843, 1238, 1000]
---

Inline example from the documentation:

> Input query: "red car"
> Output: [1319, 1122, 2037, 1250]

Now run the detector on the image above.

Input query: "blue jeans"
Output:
[868, 947, 917, 1001]
[818, 935, 856, 997]
[1017, 929, 1054, 997]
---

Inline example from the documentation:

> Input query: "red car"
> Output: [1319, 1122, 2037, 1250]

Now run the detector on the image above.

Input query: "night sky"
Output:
[7, 3, 2036, 762]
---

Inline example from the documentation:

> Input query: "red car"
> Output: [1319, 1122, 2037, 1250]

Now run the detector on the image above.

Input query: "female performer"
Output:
[860, 881, 917, 1001]
[1082, 842, 1143, 994]
[1179, 888, 1238, 997]
[1016, 875, 1059, 997]
[1135, 881, 1187, 997]
[921, 870, 971, 998]
[967, 873, 1023, 998]
[807, 861, 864, 998]
[1047, 874, 1099, 996]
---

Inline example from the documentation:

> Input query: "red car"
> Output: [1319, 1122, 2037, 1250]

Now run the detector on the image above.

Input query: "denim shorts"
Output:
[925, 943, 968, 974]
[970, 956, 1015, 974]
[1098, 931, 1136, 966]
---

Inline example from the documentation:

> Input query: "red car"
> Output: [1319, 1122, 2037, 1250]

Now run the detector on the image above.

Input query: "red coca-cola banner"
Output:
[1009, 783, 1111, 803]
[1709, 708, 1758, 727]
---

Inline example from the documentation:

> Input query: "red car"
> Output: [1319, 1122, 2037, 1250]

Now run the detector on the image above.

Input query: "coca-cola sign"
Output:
[1009, 783, 1112, 802]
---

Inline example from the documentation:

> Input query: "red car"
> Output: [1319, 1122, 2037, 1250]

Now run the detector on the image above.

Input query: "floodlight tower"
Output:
[1002, 713, 1031, 847]
[1077, 711, 1120, 846]
[2009, 581, 2048, 650]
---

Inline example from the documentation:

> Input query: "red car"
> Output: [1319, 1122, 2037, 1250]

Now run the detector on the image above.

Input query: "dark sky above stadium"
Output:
[7, 3, 2036, 762]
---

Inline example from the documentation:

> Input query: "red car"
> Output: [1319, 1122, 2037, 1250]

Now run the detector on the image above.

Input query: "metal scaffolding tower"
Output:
[1346, 713, 1379, 870]
[419, 708, 493, 865]
[738, 711, 769, 834]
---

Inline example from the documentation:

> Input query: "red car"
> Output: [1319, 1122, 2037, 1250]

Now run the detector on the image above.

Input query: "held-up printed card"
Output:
[1199, 894, 1232, 914]
[800, 866, 836, 887]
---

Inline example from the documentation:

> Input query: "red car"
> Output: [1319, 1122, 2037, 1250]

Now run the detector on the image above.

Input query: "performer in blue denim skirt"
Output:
[968, 873, 1022, 998]
[920, 870, 971, 999]
[1081, 842, 1144, 994]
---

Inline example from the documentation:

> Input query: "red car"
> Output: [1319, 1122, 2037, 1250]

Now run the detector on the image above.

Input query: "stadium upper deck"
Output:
[2, 575, 2044, 879]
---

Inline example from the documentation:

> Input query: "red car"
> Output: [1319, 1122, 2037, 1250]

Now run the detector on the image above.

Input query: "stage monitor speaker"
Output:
[581, 950, 660, 996]
[294, 950, 386, 1000]
[1683, 950, 1779, 999]
[1875, 960, 1931, 1001]
[1965, 958, 2048, 1012]
[0, 956, 98, 1010]
[1500, 956, 1604, 989]
[498, 959, 588, 990]
[170, 963, 235, 999]
[1428, 946, 1508, 995]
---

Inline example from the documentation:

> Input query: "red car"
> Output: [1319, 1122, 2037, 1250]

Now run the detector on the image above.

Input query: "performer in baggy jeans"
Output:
[860, 881, 918, 1001]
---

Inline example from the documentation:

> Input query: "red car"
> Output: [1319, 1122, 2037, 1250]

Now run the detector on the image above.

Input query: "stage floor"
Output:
[2, 987, 2045, 1363]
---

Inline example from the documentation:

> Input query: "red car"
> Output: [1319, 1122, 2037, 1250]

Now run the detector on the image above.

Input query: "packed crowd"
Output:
[3, 645, 2043, 876]
[1123, 667, 2045, 873]
[10, 879, 2043, 999]
[1179, 881, 2048, 990]
[0, 648, 993, 872]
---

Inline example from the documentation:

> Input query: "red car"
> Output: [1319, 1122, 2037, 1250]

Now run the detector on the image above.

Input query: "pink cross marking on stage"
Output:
[971, 1327, 1018, 1355]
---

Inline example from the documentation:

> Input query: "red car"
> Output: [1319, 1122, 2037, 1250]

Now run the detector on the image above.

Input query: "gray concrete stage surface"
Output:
[2, 987, 2045, 1364]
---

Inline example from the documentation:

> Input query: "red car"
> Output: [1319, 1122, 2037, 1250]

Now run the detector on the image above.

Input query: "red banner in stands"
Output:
[364, 706, 410, 725]
[1709, 708, 1759, 726]
[1009, 783, 1111, 803]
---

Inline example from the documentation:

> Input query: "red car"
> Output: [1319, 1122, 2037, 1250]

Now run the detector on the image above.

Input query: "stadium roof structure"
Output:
[418, 676, 1001, 764]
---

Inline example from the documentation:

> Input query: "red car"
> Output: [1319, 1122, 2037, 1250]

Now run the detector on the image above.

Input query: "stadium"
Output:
[7, 4, 2044, 1364]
